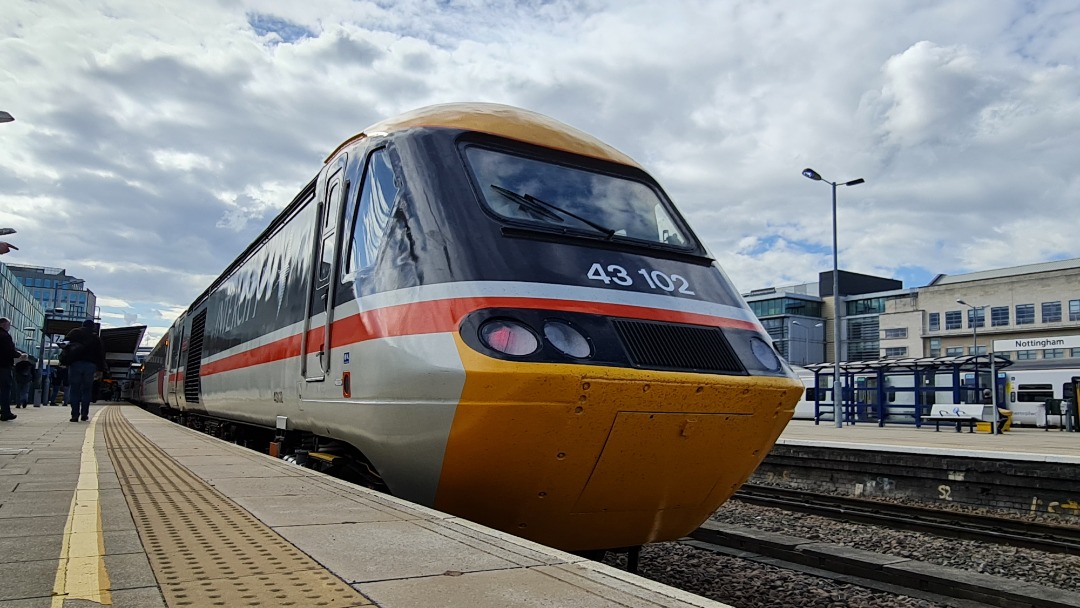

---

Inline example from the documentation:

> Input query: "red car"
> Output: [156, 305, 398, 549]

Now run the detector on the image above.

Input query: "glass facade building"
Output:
[4, 265, 96, 323]
[0, 261, 46, 354]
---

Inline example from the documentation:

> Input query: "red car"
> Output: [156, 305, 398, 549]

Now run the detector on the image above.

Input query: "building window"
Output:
[883, 328, 907, 339]
[1042, 301, 1062, 323]
[1017, 350, 1037, 360]
[929, 338, 941, 357]
[884, 347, 907, 358]
[1072, 348, 1080, 358]
[846, 317, 880, 361]
[969, 345, 987, 355]
[928, 312, 940, 331]
[990, 306, 1009, 327]
[847, 297, 886, 315]
[945, 347, 964, 356]
[1070, 300, 1080, 322]
[967, 307, 985, 329]
[1016, 304, 1035, 325]
[945, 311, 962, 330]
[1044, 348, 1066, 359]
[747, 298, 823, 319]
[998, 352, 1012, 360]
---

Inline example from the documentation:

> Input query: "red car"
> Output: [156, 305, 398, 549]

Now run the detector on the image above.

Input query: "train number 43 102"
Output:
[586, 263, 695, 295]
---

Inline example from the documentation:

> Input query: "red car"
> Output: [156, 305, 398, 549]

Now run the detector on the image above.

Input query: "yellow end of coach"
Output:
[434, 336, 802, 551]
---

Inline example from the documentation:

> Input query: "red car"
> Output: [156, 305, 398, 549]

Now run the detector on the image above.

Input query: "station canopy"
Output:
[101, 325, 147, 358]
[804, 354, 1014, 375]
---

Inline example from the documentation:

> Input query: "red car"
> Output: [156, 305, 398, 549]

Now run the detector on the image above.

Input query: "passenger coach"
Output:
[139, 103, 803, 551]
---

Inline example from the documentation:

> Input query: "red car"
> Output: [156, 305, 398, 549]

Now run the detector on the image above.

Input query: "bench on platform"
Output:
[921, 404, 991, 433]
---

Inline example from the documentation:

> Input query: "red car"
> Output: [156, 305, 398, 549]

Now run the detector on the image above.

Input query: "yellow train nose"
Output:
[434, 340, 802, 550]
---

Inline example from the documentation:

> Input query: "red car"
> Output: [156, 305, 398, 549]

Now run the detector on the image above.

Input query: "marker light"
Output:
[480, 320, 539, 356]
[543, 321, 591, 358]
[750, 336, 781, 371]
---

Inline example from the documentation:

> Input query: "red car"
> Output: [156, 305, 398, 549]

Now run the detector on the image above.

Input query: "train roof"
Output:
[326, 102, 641, 169]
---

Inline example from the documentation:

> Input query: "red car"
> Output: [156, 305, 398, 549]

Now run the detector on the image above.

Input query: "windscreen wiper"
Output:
[490, 185, 564, 223]
[490, 184, 615, 239]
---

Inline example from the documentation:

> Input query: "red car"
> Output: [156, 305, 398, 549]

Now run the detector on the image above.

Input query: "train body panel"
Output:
[1004, 366, 1080, 426]
[439, 342, 795, 550]
[138, 102, 803, 551]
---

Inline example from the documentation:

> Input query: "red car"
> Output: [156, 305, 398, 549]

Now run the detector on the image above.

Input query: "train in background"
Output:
[136, 103, 803, 553]
[790, 362, 1080, 427]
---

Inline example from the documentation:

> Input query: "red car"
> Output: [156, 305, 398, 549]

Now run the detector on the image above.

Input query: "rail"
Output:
[733, 484, 1080, 555]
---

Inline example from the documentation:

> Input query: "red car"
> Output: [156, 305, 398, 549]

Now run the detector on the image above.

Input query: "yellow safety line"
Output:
[51, 407, 112, 607]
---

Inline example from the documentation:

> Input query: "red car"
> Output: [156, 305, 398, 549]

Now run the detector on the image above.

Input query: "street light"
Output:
[790, 321, 808, 365]
[793, 321, 825, 365]
[957, 299, 998, 436]
[0, 111, 13, 123]
[22, 328, 36, 351]
[956, 299, 985, 357]
[35, 307, 64, 405]
[802, 168, 864, 428]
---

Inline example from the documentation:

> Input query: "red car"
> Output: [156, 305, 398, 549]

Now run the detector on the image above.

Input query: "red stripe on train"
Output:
[199, 296, 759, 377]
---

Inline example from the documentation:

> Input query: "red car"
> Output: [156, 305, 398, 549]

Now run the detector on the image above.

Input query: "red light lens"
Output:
[480, 321, 539, 356]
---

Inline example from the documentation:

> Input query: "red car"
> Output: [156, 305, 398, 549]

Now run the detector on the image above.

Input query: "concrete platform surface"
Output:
[0, 404, 727, 607]
[779, 419, 1080, 463]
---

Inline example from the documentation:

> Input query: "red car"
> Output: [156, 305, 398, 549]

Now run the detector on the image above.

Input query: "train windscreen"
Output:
[464, 146, 691, 249]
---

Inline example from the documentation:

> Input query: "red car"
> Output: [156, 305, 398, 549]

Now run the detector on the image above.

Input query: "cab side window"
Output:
[347, 149, 398, 274]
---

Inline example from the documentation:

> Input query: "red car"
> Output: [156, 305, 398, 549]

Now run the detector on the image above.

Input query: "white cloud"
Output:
[2, 0, 1080, 340]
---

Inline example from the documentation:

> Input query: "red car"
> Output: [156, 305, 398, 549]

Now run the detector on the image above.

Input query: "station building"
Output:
[4, 264, 97, 323]
[0, 261, 45, 352]
[744, 257, 1080, 368]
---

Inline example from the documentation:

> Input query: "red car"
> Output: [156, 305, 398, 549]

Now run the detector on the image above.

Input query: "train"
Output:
[136, 102, 803, 552]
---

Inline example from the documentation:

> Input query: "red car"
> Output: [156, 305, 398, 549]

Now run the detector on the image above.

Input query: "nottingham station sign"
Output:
[993, 335, 1080, 352]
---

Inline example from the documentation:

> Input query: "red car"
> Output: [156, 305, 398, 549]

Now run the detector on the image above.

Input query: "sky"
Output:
[2, 0, 1079, 347]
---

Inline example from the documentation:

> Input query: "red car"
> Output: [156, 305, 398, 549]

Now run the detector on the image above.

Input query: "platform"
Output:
[0, 404, 725, 608]
[764, 420, 1080, 520]
[779, 419, 1080, 463]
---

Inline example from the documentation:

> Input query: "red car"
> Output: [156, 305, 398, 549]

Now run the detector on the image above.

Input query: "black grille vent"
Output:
[612, 319, 744, 374]
[184, 309, 207, 404]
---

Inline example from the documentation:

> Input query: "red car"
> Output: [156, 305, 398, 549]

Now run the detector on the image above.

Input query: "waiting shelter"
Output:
[803, 354, 1013, 427]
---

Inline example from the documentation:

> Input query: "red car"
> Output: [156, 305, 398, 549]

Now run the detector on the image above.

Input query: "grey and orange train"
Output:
[136, 103, 802, 552]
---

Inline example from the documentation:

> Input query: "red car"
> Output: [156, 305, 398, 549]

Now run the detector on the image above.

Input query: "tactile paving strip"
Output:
[102, 407, 372, 607]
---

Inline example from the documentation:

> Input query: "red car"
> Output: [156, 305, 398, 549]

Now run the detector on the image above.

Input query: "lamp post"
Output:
[35, 307, 64, 405]
[37, 278, 85, 404]
[802, 168, 864, 428]
[957, 299, 997, 436]
[790, 321, 808, 365]
[791, 321, 823, 365]
[956, 299, 984, 358]
[0, 111, 13, 123]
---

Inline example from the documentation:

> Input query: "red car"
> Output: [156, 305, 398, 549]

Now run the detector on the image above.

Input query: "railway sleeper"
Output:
[690, 522, 1080, 608]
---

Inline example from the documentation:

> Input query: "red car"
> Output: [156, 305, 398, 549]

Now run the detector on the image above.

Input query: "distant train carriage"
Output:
[139, 103, 803, 551]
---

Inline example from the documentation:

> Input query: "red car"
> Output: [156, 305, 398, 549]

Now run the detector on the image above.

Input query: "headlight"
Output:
[749, 336, 781, 371]
[480, 320, 540, 356]
[543, 321, 591, 358]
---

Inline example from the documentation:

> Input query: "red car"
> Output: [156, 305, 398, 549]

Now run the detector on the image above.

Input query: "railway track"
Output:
[732, 483, 1080, 555]
[678, 486, 1080, 608]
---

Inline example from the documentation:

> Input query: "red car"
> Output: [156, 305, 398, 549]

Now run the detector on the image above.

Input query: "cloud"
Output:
[2, 0, 1079, 343]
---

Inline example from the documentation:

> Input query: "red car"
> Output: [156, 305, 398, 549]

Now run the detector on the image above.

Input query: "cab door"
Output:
[300, 154, 348, 387]
[167, 324, 185, 408]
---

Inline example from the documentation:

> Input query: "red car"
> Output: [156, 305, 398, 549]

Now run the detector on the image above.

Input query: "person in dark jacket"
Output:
[63, 319, 107, 422]
[49, 365, 68, 406]
[0, 317, 20, 421]
[14, 355, 33, 408]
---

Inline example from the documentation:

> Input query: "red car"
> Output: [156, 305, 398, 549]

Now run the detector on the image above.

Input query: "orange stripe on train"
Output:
[200, 296, 759, 376]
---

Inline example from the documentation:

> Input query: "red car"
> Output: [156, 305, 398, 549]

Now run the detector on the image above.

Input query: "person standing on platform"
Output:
[14, 354, 33, 408]
[0, 318, 19, 421]
[49, 365, 67, 406]
[62, 320, 107, 422]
